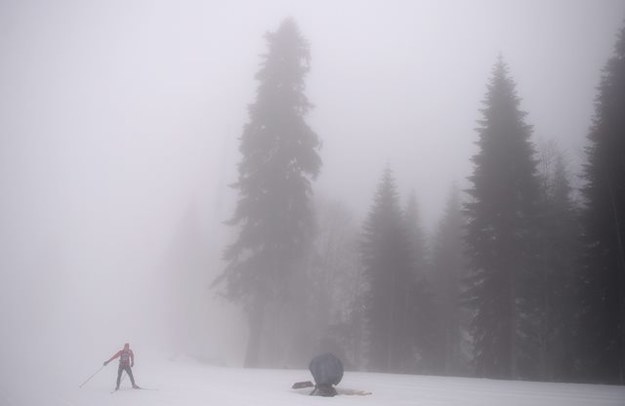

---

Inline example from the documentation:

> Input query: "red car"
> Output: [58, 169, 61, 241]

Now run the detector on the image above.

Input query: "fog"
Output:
[1, 0, 624, 392]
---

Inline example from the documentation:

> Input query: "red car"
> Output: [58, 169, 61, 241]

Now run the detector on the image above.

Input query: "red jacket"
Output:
[107, 347, 134, 367]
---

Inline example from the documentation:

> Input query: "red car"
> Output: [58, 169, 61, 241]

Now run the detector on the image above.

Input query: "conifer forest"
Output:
[215, 17, 625, 384]
[2, 1, 625, 393]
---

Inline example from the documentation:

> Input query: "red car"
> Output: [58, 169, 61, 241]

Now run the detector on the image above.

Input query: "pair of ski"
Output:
[110, 386, 157, 394]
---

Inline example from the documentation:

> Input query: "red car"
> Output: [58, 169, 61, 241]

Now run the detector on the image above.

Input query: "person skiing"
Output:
[308, 353, 343, 397]
[104, 343, 139, 390]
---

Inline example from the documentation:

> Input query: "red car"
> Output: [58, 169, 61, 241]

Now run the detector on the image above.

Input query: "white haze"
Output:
[13, 353, 625, 405]
[0, 0, 624, 401]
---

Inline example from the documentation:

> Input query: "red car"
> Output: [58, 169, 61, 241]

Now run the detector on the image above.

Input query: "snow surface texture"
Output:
[3, 353, 625, 406]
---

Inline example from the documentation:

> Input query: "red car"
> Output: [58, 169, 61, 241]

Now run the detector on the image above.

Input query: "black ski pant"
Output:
[116, 364, 136, 389]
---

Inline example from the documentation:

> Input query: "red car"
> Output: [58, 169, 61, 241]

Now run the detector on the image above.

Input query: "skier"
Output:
[308, 353, 343, 397]
[104, 343, 139, 390]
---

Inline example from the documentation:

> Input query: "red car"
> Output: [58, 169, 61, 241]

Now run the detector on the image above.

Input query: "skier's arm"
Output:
[104, 350, 121, 365]
[130, 350, 135, 367]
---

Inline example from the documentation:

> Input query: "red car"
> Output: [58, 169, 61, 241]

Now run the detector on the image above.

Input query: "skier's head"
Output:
[124, 343, 130, 350]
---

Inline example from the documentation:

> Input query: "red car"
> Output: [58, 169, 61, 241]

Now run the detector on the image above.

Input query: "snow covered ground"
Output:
[4, 351, 625, 406]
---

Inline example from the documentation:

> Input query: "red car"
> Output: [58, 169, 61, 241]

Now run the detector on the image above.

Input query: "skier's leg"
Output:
[116, 365, 123, 389]
[125, 365, 137, 387]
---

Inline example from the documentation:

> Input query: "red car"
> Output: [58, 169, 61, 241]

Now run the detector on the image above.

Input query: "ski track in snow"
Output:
[11, 354, 625, 406]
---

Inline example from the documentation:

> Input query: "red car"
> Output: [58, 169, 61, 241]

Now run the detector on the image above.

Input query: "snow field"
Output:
[11, 352, 625, 406]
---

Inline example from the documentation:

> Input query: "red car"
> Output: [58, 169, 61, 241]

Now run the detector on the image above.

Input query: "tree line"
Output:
[213, 18, 625, 384]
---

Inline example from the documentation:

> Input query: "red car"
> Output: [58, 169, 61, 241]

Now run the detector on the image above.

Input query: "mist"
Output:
[1, 0, 624, 398]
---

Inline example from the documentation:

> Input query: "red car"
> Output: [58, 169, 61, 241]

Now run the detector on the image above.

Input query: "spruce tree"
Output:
[431, 186, 470, 376]
[361, 167, 414, 372]
[215, 18, 321, 368]
[535, 148, 582, 381]
[579, 23, 625, 383]
[464, 58, 541, 379]
[308, 197, 365, 368]
[405, 193, 429, 281]
[404, 192, 438, 373]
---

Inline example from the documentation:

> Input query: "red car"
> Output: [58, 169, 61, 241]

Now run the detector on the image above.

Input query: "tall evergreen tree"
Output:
[215, 18, 321, 368]
[404, 192, 438, 373]
[431, 185, 470, 376]
[361, 167, 414, 372]
[405, 192, 429, 281]
[308, 197, 366, 369]
[579, 23, 625, 383]
[464, 58, 541, 379]
[535, 147, 582, 381]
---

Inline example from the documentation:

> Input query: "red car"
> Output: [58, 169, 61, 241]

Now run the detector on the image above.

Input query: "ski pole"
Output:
[79, 365, 105, 388]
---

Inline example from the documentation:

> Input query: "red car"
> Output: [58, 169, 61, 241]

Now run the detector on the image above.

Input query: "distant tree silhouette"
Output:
[431, 186, 471, 376]
[579, 23, 625, 384]
[403, 192, 438, 373]
[308, 197, 366, 369]
[464, 58, 541, 379]
[361, 167, 415, 372]
[404, 193, 429, 282]
[214, 18, 321, 368]
[534, 146, 582, 381]
[163, 204, 212, 355]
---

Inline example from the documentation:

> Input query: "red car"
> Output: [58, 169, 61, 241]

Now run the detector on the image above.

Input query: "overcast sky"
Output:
[1, 0, 624, 371]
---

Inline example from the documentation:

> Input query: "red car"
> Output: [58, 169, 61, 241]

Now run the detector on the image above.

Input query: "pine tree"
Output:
[535, 146, 582, 381]
[431, 185, 470, 376]
[405, 193, 429, 281]
[215, 18, 321, 368]
[464, 58, 541, 379]
[308, 197, 366, 369]
[404, 192, 438, 373]
[361, 167, 414, 372]
[579, 23, 625, 384]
